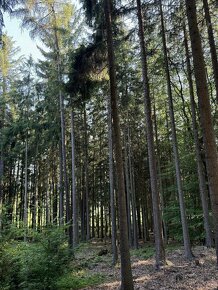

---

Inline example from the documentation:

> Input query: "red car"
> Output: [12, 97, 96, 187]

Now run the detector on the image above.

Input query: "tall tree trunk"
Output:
[104, 0, 133, 288]
[59, 142, 64, 224]
[159, 0, 193, 259]
[127, 129, 138, 249]
[52, 5, 70, 237]
[84, 106, 90, 240]
[183, 25, 213, 247]
[153, 101, 168, 243]
[202, 0, 218, 103]
[107, 94, 118, 264]
[24, 139, 28, 241]
[71, 110, 78, 247]
[137, 0, 165, 267]
[185, 0, 218, 265]
[124, 130, 132, 246]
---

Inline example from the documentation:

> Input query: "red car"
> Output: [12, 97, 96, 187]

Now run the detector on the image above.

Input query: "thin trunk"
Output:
[153, 102, 168, 244]
[59, 142, 64, 224]
[185, 0, 218, 265]
[203, 0, 218, 103]
[137, 0, 165, 266]
[71, 110, 78, 247]
[104, 0, 133, 288]
[52, 5, 70, 233]
[24, 139, 28, 241]
[84, 107, 90, 240]
[159, 0, 193, 259]
[127, 129, 138, 249]
[107, 94, 118, 264]
[183, 25, 213, 247]
[124, 134, 132, 246]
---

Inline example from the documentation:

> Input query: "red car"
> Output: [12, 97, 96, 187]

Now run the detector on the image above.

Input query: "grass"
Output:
[56, 271, 105, 289]
[131, 245, 155, 259]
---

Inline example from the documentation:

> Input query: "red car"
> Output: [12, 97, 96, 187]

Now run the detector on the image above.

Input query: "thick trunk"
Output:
[159, 0, 193, 259]
[104, 0, 133, 288]
[185, 0, 218, 265]
[183, 25, 213, 247]
[137, 0, 165, 267]
[203, 0, 218, 103]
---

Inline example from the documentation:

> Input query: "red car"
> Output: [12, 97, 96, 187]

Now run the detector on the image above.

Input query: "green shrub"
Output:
[56, 272, 105, 289]
[0, 225, 71, 290]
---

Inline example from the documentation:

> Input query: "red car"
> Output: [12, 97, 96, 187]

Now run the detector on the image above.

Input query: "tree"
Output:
[183, 24, 212, 247]
[185, 0, 218, 265]
[159, 0, 193, 259]
[136, 0, 165, 268]
[202, 0, 218, 103]
[104, 0, 133, 288]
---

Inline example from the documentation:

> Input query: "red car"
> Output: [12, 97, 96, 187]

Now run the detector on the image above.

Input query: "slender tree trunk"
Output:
[183, 25, 213, 247]
[59, 142, 64, 224]
[24, 139, 28, 241]
[124, 135, 132, 246]
[107, 95, 118, 264]
[202, 0, 218, 103]
[52, 6, 70, 237]
[185, 0, 218, 265]
[84, 106, 90, 240]
[153, 102, 168, 243]
[71, 110, 78, 247]
[159, 0, 193, 259]
[127, 129, 138, 249]
[0, 152, 3, 233]
[104, 0, 133, 288]
[137, 0, 165, 267]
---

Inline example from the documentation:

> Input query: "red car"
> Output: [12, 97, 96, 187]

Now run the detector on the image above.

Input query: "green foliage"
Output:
[56, 272, 105, 289]
[163, 202, 210, 243]
[0, 226, 71, 290]
[131, 245, 155, 259]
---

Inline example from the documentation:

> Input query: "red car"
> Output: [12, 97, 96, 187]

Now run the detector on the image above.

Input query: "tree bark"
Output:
[71, 110, 78, 247]
[202, 0, 218, 103]
[107, 95, 118, 264]
[183, 24, 213, 247]
[104, 0, 134, 288]
[185, 0, 218, 265]
[159, 0, 193, 259]
[83, 106, 90, 240]
[137, 0, 165, 267]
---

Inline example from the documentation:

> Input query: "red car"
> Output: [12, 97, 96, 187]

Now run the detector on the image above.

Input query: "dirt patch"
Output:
[81, 245, 218, 289]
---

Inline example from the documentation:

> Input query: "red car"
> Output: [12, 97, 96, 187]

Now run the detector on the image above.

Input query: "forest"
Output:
[0, 0, 218, 289]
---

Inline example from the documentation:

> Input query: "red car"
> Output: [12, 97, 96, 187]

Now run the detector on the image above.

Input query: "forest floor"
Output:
[71, 240, 218, 290]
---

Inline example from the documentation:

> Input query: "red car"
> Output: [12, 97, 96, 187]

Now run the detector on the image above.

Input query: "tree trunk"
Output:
[71, 110, 78, 247]
[59, 142, 64, 224]
[185, 0, 218, 265]
[202, 0, 218, 103]
[159, 0, 193, 259]
[127, 129, 138, 249]
[107, 94, 118, 264]
[183, 24, 213, 247]
[137, 0, 165, 267]
[104, 0, 133, 288]
[124, 131, 132, 246]
[24, 139, 28, 241]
